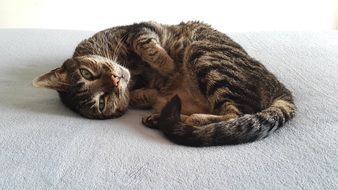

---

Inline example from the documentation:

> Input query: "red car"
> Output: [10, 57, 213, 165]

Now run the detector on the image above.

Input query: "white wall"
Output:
[0, 0, 337, 31]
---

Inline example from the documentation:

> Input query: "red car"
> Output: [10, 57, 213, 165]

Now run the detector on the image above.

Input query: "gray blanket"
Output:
[0, 29, 337, 190]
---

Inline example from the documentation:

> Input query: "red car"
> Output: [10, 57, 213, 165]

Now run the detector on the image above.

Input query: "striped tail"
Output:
[158, 95, 296, 147]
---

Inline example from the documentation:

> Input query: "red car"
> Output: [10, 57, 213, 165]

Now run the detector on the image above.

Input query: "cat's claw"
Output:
[142, 114, 160, 129]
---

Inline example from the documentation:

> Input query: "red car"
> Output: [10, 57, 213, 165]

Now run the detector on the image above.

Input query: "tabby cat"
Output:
[33, 21, 296, 146]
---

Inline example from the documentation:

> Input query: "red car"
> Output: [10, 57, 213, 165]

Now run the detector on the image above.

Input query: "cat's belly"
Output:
[179, 93, 211, 115]
[154, 89, 211, 115]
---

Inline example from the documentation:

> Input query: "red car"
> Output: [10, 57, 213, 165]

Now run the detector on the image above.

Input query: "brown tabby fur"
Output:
[33, 21, 296, 146]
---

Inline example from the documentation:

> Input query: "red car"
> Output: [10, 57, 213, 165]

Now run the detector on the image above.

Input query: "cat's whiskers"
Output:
[104, 43, 112, 60]
[112, 33, 128, 62]
[89, 102, 96, 110]
[54, 81, 71, 86]
[78, 96, 94, 106]
[76, 89, 88, 96]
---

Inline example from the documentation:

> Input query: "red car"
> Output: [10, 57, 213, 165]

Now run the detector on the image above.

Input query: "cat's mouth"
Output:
[119, 66, 131, 84]
[113, 66, 130, 97]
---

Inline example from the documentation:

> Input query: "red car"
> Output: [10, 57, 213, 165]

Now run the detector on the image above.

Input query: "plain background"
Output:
[1, 0, 337, 31]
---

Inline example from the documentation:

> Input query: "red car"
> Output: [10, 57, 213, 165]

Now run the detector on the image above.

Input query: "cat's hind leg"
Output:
[180, 42, 248, 126]
[142, 104, 240, 129]
[182, 101, 241, 126]
[142, 113, 189, 129]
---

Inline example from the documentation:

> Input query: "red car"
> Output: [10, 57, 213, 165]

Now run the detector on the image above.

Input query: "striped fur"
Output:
[33, 21, 296, 146]
[158, 94, 295, 146]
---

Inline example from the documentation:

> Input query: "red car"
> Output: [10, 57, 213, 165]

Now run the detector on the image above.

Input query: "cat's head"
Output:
[33, 55, 131, 119]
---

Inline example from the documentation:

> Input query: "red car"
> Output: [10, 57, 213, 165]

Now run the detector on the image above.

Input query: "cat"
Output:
[33, 21, 296, 146]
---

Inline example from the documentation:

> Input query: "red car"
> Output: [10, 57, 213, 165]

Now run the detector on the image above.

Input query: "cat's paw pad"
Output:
[142, 114, 160, 129]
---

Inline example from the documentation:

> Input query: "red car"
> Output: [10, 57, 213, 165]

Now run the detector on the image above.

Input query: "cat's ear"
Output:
[32, 67, 69, 92]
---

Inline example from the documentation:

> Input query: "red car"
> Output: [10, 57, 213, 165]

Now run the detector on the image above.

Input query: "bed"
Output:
[0, 29, 337, 189]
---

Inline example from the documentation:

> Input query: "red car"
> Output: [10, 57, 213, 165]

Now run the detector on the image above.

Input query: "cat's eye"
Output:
[80, 68, 94, 80]
[99, 96, 105, 112]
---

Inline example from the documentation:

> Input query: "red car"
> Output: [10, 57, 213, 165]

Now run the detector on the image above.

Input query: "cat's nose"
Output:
[111, 74, 120, 87]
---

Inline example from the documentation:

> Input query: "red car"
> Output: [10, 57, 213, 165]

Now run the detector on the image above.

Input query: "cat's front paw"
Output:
[142, 114, 160, 129]
[161, 56, 175, 75]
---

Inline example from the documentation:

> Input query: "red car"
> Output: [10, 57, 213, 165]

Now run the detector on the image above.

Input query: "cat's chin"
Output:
[119, 65, 131, 84]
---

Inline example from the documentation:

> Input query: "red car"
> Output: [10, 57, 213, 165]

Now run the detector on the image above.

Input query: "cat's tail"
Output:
[157, 95, 296, 146]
